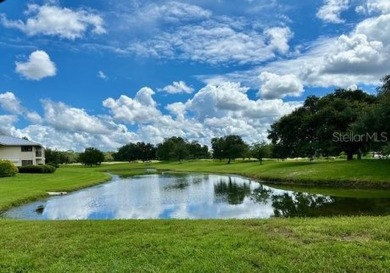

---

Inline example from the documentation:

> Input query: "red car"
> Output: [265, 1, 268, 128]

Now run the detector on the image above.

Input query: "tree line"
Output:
[46, 136, 274, 166]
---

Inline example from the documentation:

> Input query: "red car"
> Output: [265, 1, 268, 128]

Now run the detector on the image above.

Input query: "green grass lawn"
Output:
[1, 160, 390, 272]
[1, 218, 390, 272]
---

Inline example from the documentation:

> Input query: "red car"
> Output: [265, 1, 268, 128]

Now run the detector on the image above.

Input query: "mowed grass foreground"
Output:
[1, 160, 390, 272]
[1, 218, 390, 272]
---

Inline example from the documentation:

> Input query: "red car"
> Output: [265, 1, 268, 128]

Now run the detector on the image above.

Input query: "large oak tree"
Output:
[268, 89, 377, 160]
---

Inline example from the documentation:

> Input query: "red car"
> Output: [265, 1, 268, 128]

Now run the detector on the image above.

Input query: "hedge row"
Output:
[18, 165, 57, 174]
[0, 160, 18, 177]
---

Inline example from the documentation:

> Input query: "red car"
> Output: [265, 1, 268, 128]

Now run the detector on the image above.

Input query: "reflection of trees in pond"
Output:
[214, 177, 251, 205]
[272, 193, 332, 217]
[250, 185, 272, 204]
[191, 177, 203, 184]
[270, 192, 390, 218]
[164, 175, 190, 190]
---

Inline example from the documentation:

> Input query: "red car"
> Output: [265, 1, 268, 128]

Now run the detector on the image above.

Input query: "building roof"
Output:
[0, 135, 42, 146]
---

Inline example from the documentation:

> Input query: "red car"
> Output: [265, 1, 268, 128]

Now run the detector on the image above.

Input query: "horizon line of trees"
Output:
[45, 136, 274, 166]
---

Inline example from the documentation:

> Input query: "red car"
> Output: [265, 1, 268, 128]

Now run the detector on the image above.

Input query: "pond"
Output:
[3, 173, 390, 220]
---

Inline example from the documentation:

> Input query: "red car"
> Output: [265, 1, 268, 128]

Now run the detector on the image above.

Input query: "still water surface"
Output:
[3, 173, 390, 220]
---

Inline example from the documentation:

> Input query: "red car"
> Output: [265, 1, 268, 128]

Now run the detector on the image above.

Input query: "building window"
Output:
[21, 146, 33, 152]
[22, 160, 33, 166]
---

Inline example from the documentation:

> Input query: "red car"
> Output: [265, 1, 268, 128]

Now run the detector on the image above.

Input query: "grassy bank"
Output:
[103, 159, 390, 188]
[0, 166, 110, 212]
[1, 217, 390, 272]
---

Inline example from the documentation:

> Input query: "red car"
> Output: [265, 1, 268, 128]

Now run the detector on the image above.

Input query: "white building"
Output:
[0, 135, 45, 166]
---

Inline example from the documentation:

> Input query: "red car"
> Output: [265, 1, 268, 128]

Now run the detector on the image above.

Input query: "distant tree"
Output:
[45, 148, 57, 165]
[65, 150, 79, 164]
[157, 137, 189, 161]
[45, 148, 78, 165]
[212, 135, 248, 164]
[373, 76, 390, 144]
[156, 139, 174, 161]
[223, 135, 248, 164]
[211, 137, 224, 161]
[79, 147, 105, 166]
[114, 143, 139, 162]
[137, 142, 157, 162]
[378, 75, 390, 96]
[188, 141, 209, 159]
[104, 152, 115, 162]
[114, 142, 157, 162]
[45, 149, 78, 165]
[251, 142, 271, 164]
[349, 75, 390, 155]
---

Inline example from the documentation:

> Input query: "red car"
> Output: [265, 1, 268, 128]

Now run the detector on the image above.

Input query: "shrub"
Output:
[47, 162, 60, 168]
[339, 152, 347, 159]
[18, 165, 57, 174]
[43, 165, 57, 173]
[0, 160, 18, 177]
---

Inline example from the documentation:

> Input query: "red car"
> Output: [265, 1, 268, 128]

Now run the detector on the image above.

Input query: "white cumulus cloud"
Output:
[42, 99, 115, 134]
[259, 72, 304, 99]
[1, 4, 106, 40]
[322, 34, 384, 74]
[0, 92, 23, 113]
[355, 14, 390, 44]
[15, 124, 139, 151]
[264, 27, 293, 54]
[356, 0, 390, 15]
[161, 81, 194, 94]
[0, 115, 18, 135]
[187, 82, 249, 120]
[317, 0, 350, 24]
[0, 91, 42, 123]
[15, 50, 56, 80]
[103, 87, 162, 124]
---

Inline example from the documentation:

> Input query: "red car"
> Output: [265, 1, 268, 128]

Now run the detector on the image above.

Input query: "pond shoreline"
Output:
[154, 168, 390, 190]
[248, 176, 390, 189]
[2, 160, 390, 213]
[4, 172, 390, 220]
[138, 159, 390, 190]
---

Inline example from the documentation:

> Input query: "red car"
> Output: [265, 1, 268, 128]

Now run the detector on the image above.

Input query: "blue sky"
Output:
[1, 0, 389, 151]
